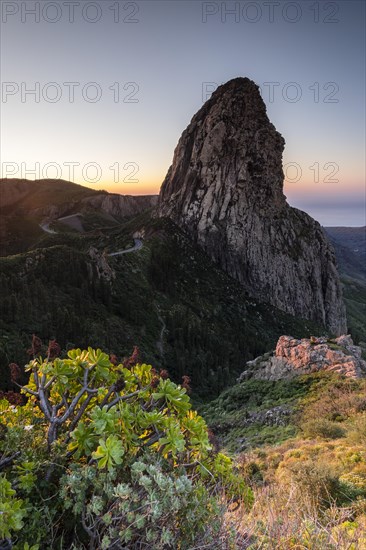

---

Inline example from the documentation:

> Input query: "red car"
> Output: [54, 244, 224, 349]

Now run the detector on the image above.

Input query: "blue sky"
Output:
[1, 0, 365, 225]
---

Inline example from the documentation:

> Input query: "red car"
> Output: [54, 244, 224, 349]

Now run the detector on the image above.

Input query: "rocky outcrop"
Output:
[158, 77, 346, 335]
[34, 192, 157, 221]
[82, 193, 158, 220]
[88, 247, 115, 282]
[238, 335, 366, 381]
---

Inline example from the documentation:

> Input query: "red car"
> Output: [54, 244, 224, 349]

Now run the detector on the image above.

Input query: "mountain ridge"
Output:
[0, 178, 157, 256]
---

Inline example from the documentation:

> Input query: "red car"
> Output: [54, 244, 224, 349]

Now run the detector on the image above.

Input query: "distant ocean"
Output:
[291, 205, 365, 228]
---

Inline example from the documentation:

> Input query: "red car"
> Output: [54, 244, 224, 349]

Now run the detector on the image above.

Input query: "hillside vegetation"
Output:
[2, 347, 365, 549]
[0, 181, 365, 549]
[0, 179, 101, 256]
[325, 227, 366, 345]
[0, 214, 322, 398]
[200, 372, 366, 548]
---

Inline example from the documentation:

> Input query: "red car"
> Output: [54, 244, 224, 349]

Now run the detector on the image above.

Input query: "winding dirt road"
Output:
[39, 222, 57, 234]
[39, 221, 143, 256]
[108, 239, 143, 257]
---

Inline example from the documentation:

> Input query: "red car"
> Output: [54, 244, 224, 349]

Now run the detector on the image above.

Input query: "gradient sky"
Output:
[1, 0, 365, 226]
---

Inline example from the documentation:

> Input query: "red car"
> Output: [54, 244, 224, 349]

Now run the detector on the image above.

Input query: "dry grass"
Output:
[221, 481, 366, 549]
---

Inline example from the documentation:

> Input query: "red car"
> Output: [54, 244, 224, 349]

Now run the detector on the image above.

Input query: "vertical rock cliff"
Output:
[158, 78, 346, 335]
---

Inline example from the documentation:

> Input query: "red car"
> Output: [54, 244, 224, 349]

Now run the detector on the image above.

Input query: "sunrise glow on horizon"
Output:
[1, 1, 365, 226]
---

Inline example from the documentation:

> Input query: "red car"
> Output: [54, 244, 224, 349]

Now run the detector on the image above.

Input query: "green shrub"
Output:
[0, 475, 26, 540]
[301, 418, 346, 440]
[60, 455, 222, 549]
[0, 347, 252, 548]
[277, 458, 344, 509]
[348, 412, 366, 445]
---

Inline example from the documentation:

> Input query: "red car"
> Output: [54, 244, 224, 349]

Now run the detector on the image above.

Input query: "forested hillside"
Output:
[0, 214, 322, 397]
[325, 227, 366, 345]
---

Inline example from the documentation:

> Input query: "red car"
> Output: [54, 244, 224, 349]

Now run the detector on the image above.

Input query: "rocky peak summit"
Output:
[158, 77, 346, 335]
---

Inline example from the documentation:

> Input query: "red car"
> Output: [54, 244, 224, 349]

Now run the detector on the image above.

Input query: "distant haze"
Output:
[294, 204, 365, 227]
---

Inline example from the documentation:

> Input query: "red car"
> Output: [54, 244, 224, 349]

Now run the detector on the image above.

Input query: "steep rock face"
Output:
[238, 335, 366, 381]
[158, 78, 346, 334]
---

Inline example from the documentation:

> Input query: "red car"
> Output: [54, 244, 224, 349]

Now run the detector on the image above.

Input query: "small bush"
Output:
[276, 458, 343, 509]
[302, 418, 346, 440]
[347, 412, 366, 445]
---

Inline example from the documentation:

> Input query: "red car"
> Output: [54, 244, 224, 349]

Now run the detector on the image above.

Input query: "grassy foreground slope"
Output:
[200, 372, 366, 548]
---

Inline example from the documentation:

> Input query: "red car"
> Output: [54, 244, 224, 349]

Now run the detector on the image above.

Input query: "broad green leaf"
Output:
[69, 421, 98, 457]
[152, 380, 191, 415]
[92, 435, 124, 471]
